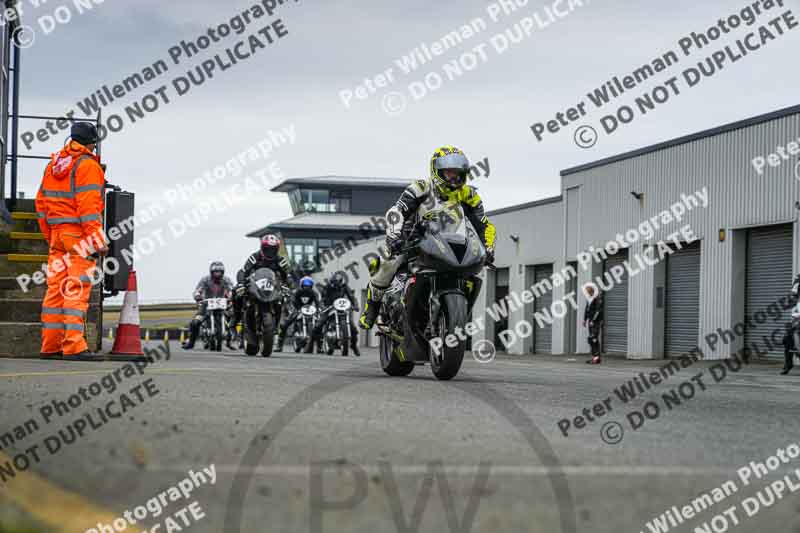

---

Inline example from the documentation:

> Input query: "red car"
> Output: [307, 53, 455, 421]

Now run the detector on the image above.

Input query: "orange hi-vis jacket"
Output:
[35, 142, 106, 356]
[35, 142, 105, 245]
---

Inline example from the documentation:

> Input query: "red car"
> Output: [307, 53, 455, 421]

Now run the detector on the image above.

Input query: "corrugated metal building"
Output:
[321, 105, 800, 360]
[479, 104, 800, 361]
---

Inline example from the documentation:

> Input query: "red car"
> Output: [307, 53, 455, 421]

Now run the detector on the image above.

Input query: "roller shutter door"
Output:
[745, 224, 793, 359]
[533, 264, 553, 354]
[603, 251, 629, 355]
[493, 268, 510, 349]
[665, 242, 701, 356]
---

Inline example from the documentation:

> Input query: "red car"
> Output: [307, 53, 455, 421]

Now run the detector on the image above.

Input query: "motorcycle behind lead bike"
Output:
[374, 204, 489, 380]
[199, 297, 228, 352]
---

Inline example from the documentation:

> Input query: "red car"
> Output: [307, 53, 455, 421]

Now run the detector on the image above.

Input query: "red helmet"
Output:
[260, 234, 281, 259]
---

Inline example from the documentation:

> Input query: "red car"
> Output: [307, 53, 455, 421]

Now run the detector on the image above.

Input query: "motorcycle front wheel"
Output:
[261, 312, 275, 357]
[325, 337, 335, 356]
[341, 325, 349, 357]
[430, 293, 467, 381]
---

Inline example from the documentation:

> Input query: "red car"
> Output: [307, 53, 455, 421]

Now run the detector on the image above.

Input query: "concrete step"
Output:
[7, 253, 49, 263]
[0, 254, 46, 277]
[0, 276, 101, 301]
[8, 199, 35, 212]
[0, 322, 40, 358]
[0, 232, 48, 254]
[0, 321, 102, 359]
[0, 298, 101, 323]
[0, 276, 47, 299]
[10, 212, 40, 233]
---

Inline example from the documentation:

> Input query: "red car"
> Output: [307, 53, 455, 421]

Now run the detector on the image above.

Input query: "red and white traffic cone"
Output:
[110, 270, 146, 360]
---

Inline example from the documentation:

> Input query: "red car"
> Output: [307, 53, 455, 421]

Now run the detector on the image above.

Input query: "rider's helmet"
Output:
[260, 234, 281, 260]
[430, 146, 470, 198]
[209, 261, 225, 281]
[329, 272, 345, 289]
[300, 276, 314, 290]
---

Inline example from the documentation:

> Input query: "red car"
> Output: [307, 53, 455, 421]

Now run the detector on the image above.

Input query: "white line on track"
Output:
[102, 464, 743, 477]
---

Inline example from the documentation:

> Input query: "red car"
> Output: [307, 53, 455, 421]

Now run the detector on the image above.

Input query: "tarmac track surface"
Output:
[1, 343, 799, 533]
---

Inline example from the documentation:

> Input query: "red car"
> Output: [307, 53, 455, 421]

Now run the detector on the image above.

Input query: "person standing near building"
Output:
[781, 274, 800, 374]
[583, 285, 604, 364]
[35, 122, 107, 361]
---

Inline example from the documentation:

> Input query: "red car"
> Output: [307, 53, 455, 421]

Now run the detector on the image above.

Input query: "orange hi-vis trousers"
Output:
[41, 225, 97, 356]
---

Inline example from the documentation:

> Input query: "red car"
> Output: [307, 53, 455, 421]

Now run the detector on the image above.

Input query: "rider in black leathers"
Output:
[276, 276, 320, 352]
[230, 234, 290, 333]
[309, 272, 360, 356]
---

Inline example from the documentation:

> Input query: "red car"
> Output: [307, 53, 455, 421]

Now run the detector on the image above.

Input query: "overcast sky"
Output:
[12, 0, 800, 301]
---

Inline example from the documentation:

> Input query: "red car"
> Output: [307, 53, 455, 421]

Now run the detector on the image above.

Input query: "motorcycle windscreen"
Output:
[249, 268, 280, 301]
[421, 204, 485, 267]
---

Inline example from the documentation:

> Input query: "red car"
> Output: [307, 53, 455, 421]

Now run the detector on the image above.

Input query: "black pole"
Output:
[9, 26, 21, 211]
[96, 109, 101, 160]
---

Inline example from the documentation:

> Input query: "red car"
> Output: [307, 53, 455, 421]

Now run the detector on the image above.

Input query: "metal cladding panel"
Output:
[533, 264, 553, 354]
[603, 251, 629, 355]
[565, 187, 580, 258]
[563, 111, 800, 359]
[665, 242, 701, 357]
[492, 200, 563, 268]
[745, 224, 793, 359]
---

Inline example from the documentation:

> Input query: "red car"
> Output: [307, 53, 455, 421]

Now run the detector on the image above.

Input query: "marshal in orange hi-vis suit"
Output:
[34, 122, 106, 358]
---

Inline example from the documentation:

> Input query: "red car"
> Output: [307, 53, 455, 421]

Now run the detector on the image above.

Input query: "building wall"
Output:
[350, 188, 406, 216]
[561, 111, 800, 360]
[487, 198, 564, 355]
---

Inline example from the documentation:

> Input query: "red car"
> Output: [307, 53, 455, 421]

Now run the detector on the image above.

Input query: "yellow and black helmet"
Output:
[430, 146, 470, 195]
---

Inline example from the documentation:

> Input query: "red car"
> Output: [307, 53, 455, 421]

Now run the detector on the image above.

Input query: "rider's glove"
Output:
[485, 247, 495, 265]
[235, 285, 246, 297]
[279, 256, 290, 270]
[386, 235, 403, 256]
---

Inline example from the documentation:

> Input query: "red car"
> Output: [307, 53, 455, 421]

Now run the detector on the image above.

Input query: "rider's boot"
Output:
[350, 336, 360, 357]
[359, 285, 385, 330]
[275, 327, 285, 352]
[316, 338, 325, 354]
[182, 320, 200, 350]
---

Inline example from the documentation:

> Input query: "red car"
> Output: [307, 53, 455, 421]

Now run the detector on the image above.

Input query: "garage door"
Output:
[746, 224, 793, 359]
[603, 251, 629, 355]
[533, 264, 553, 354]
[665, 241, 701, 356]
[493, 268, 510, 349]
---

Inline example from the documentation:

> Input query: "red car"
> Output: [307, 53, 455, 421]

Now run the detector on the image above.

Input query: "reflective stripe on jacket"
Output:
[35, 142, 105, 243]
